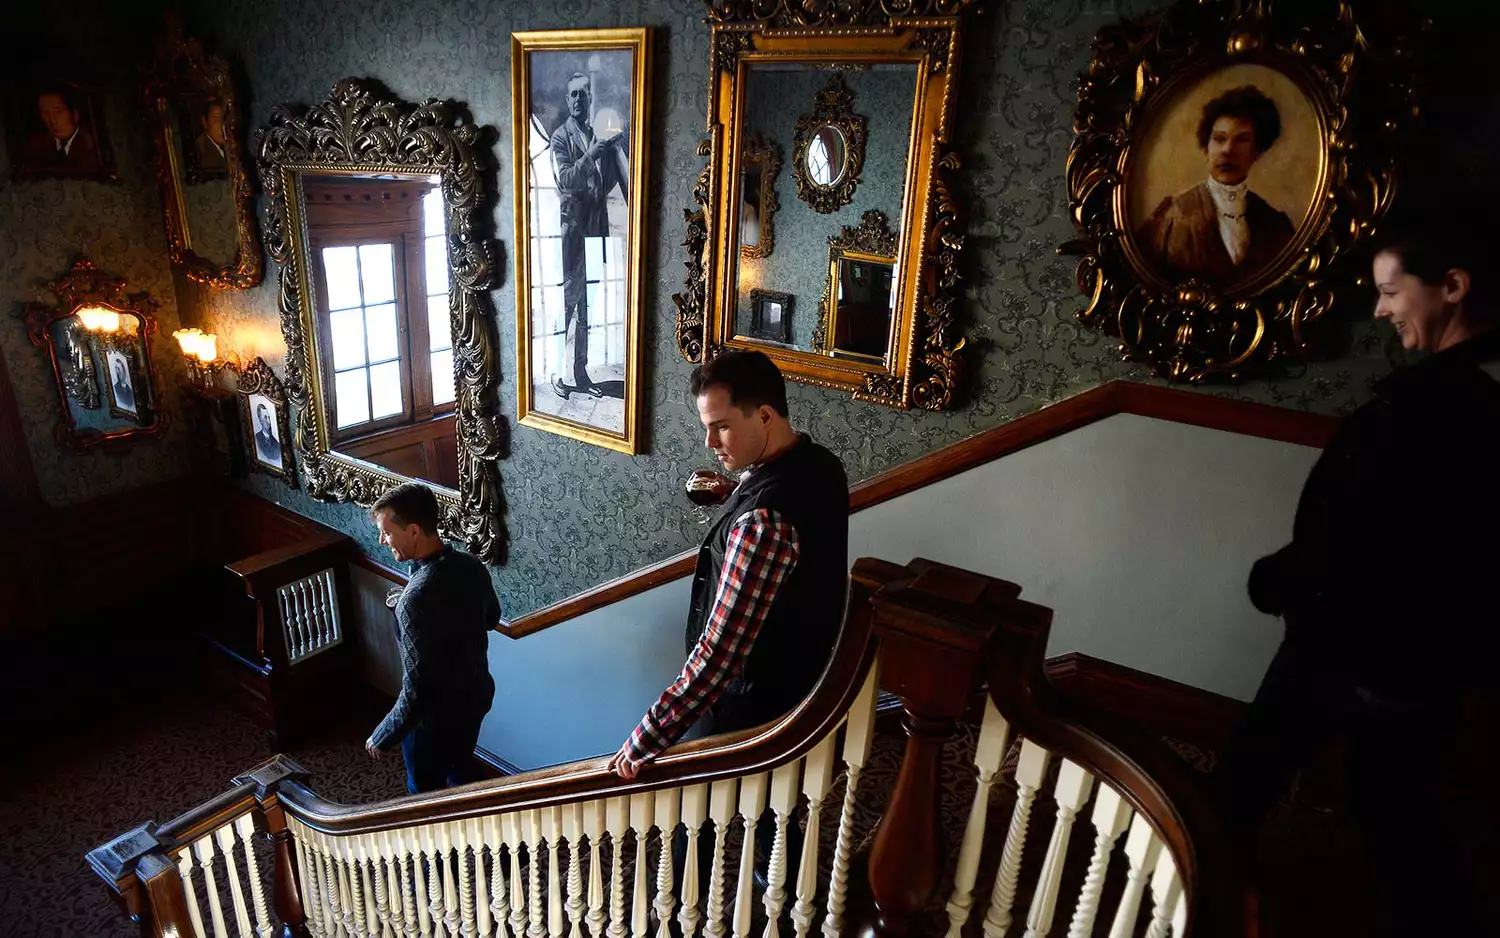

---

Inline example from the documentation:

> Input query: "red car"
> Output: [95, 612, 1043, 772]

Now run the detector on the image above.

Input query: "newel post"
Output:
[238, 755, 313, 938]
[86, 824, 167, 938]
[862, 559, 1017, 938]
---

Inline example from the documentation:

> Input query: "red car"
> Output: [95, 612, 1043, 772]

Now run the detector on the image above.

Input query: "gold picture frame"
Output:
[511, 28, 652, 455]
[255, 78, 507, 565]
[813, 210, 898, 360]
[791, 73, 867, 216]
[739, 132, 781, 260]
[142, 13, 262, 290]
[1060, 0, 1420, 381]
[237, 357, 296, 488]
[677, 1, 977, 411]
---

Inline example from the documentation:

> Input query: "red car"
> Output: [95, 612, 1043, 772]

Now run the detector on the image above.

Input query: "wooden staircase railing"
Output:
[88, 557, 1246, 938]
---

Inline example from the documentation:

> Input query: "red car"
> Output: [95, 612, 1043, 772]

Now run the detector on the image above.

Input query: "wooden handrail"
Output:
[275, 557, 906, 836]
[480, 380, 1337, 639]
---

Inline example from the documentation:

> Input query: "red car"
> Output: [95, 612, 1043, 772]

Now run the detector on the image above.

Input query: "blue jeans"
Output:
[400, 708, 487, 794]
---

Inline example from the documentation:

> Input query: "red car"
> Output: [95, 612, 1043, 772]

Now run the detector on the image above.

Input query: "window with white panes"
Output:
[321, 243, 406, 430]
[422, 188, 455, 407]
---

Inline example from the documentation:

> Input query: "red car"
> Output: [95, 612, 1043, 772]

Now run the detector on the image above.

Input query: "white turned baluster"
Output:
[345, 837, 370, 938]
[495, 810, 519, 936]
[1171, 893, 1187, 938]
[292, 828, 324, 938]
[422, 826, 448, 938]
[504, 814, 527, 938]
[563, 804, 586, 938]
[791, 735, 834, 938]
[277, 589, 297, 661]
[732, 773, 768, 938]
[441, 825, 463, 938]
[544, 807, 565, 938]
[1146, 851, 1182, 938]
[404, 828, 432, 938]
[176, 846, 210, 938]
[370, 834, 395, 938]
[677, 784, 709, 938]
[1024, 760, 1095, 938]
[310, 574, 330, 649]
[214, 823, 254, 937]
[314, 834, 340, 938]
[584, 801, 607, 938]
[381, 832, 405, 938]
[235, 815, 273, 938]
[1107, 815, 1164, 938]
[944, 699, 1012, 938]
[292, 583, 311, 660]
[469, 819, 493, 938]
[703, 779, 738, 938]
[981, 740, 1052, 938]
[761, 760, 800, 938]
[1066, 785, 1132, 938]
[652, 788, 681, 938]
[195, 834, 231, 938]
[821, 666, 879, 938]
[605, 797, 630, 938]
[526, 810, 546, 938]
[305, 579, 322, 651]
[457, 821, 480, 938]
[324, 833, 351, 938]
[630, 794, 655, 938]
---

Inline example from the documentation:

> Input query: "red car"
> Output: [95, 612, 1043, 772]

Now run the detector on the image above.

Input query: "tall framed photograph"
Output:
[103, 347, 139, 419]
[4, 77, 117, 182]
[237, 357, 297, 488]
[749, 289, 793, 344]
[512, 28, 651, 454]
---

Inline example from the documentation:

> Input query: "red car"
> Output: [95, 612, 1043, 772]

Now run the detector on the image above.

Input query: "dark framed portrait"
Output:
[3, 78, 116, 182]
[174, 94, 230, 184]
[749, 289, 794, 344]
[512, 28, 652, 455]
[237, 357, 296, 487]
[103, 348, 138, 418]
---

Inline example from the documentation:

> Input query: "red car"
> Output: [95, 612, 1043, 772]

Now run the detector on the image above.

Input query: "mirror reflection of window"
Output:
[740, 161, 762, 248]
[422, 188, 456, 406]
[809, 132, 833, 186]
[323, 242, 403, 429]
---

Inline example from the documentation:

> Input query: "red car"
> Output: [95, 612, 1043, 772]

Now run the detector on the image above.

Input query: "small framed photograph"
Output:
[749, 289, 794, 344]
[103, 348, 138, 418]
[175, 94, 230, 184]
[4, 78, 117, 182]
[237, 357, 297, 487]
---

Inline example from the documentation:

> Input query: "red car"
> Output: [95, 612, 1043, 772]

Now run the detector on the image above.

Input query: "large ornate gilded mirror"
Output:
[22, 256, 168, 450]
[680, 3, 976, 410]
[256, 79, 506, 564]
[143, 14, 261, 289]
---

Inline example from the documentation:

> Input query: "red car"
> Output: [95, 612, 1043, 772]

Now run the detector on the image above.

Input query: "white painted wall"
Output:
[353, 413, 1318, 770]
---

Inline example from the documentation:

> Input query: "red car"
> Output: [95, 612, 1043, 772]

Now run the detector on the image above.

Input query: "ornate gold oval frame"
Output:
[676, 0, 979, 411]
[142, 14, 263, 290]
[791, 73, 867, 215]
[21, 256, 169, 452]
[739, 132, 782, 260]
[255, 78, 507, 565]
[1060, 0, 1420, 382]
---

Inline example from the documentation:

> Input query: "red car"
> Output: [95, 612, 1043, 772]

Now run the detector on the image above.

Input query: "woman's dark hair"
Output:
[1196, 86, 1282, 153]
[689, 349, 789, 417]
[1375, 209, 1496, 317]
[370, 482, 440, 535]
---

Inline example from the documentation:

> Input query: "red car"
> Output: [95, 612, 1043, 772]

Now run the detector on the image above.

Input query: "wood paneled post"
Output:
[237, 755, 313, 938]
[86, 823, 166, 938]
[861, 560, 1018, 938]
[136, 852, 199, 938]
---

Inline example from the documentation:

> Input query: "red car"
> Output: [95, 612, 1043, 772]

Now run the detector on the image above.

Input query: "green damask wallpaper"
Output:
[177, 0, 1405, 615]
[1, 0, 195, 507]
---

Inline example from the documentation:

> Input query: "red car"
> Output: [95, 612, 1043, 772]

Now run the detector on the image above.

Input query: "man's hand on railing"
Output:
[607, 741, 639, 780]
[364, 736, 385, 760]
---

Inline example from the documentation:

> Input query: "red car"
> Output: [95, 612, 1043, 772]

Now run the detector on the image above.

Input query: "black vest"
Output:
[685, 434, 850, 731]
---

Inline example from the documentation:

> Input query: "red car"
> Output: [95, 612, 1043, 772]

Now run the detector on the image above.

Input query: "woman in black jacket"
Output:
[1220, 216, 1500, 934]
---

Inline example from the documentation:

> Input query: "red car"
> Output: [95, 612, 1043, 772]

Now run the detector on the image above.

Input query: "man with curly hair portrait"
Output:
[1136, 85, 1295, 285]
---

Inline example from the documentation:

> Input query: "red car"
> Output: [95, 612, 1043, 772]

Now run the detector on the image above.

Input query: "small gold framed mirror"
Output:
[679, 2, 977, 410]
[739, 133, 781, 259]
[143, 14, 261, 290]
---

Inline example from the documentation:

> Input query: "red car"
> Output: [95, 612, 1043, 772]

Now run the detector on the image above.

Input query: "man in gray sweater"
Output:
[364, 483, 499, 793]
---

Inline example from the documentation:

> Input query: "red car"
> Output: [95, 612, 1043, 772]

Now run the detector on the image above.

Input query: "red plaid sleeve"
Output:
[620, 508, 800, 772]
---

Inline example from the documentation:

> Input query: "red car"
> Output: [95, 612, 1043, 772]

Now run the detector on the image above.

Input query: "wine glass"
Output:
[686, 468, 734, 524]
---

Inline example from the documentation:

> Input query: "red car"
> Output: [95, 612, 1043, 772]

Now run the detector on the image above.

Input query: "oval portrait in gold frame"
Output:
[1122, 61, 1329, 294]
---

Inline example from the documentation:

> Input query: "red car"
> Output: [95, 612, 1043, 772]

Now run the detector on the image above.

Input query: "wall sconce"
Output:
[173, 327, 240, 397]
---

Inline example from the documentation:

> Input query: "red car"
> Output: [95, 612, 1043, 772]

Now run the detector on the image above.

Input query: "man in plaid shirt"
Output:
[610, 350, 849, 780]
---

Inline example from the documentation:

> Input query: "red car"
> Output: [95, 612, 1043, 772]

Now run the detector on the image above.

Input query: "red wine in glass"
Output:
[686, 469, 734, 523]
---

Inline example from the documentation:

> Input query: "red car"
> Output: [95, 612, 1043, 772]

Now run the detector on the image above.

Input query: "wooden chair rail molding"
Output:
[362, 378, 1331, 639]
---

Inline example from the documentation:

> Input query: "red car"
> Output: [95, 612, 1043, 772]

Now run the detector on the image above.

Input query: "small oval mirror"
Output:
[807, 124, 846, 187]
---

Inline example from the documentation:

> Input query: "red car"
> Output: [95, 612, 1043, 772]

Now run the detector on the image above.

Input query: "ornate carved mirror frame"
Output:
[814, 210, 898, 356]
[791, 73, 866, 215]
[678, 0, 978, 410]
[1061, 0, 1420, 381]
[22, 256, 169, 451]
[739, 132, 781, 260]
[256, 79, 507, 565]
[142, 14, 262, 290]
